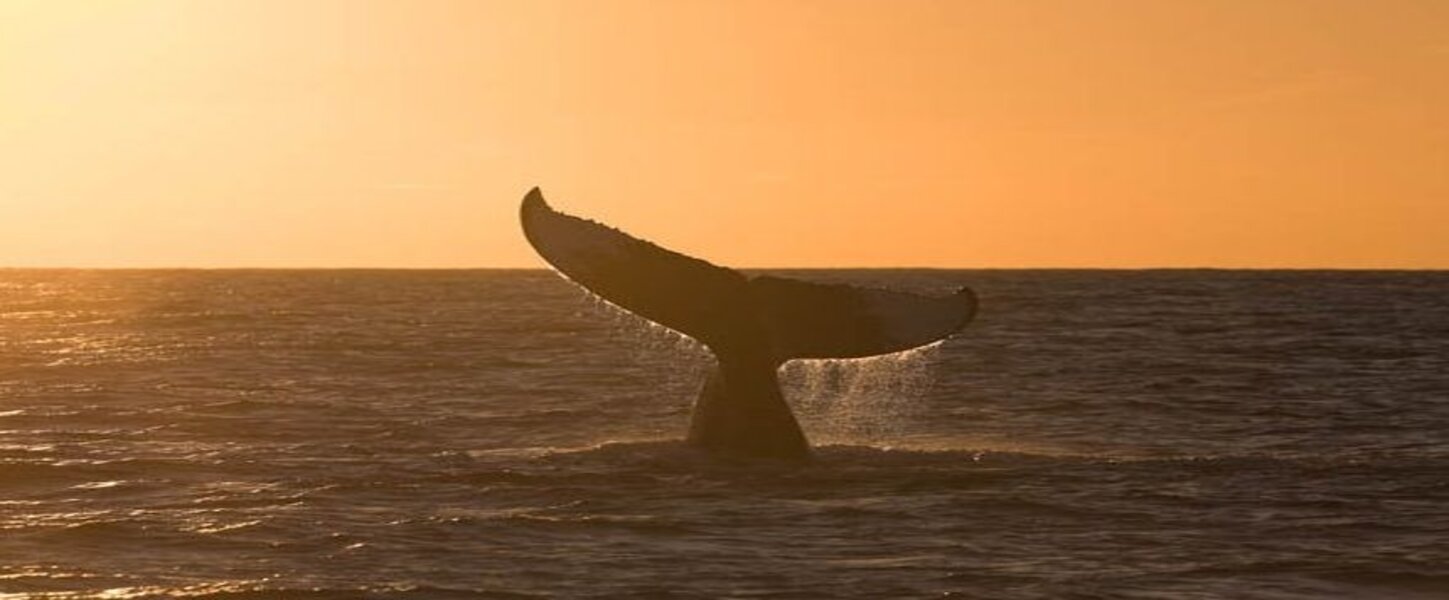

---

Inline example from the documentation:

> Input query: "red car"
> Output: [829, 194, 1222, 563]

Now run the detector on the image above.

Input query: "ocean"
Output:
[1, 269, 1445, 599]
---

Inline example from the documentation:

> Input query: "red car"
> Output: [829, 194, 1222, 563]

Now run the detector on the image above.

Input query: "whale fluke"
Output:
[520, 187, 977, 460]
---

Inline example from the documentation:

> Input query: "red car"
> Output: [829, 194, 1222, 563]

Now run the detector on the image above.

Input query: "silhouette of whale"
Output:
[520, 187, 977, 460]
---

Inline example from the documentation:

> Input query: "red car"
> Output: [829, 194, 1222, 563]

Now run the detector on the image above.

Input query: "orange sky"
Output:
[2, 0, 1446, 268]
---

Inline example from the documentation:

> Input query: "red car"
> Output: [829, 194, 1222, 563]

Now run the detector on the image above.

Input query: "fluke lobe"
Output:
[520, 187, 977, 460]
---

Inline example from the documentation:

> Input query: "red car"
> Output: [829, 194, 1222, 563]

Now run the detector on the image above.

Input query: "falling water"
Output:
[780, 342, 944, 446]
[571, 283, 713, 395]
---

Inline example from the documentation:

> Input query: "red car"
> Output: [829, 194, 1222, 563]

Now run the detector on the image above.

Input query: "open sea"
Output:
[1, 269, 1446, 599]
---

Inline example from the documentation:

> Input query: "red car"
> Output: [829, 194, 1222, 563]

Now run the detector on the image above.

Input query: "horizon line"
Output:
[2, 265, 1447, 272]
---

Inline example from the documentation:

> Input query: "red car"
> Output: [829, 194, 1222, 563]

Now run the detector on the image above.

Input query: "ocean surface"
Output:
[1, 269, 1446, 599]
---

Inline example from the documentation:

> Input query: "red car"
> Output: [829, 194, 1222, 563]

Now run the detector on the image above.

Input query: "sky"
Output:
[1, 0, 1446, 268]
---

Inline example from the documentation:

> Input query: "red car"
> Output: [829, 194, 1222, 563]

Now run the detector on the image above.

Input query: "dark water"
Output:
[1, 269, 1446, 599]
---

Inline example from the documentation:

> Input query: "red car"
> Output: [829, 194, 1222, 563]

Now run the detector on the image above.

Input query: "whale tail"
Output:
[519, 187, 977, 459]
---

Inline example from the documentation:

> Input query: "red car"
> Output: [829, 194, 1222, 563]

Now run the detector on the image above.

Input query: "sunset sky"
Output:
[2, 0, 1446, 268]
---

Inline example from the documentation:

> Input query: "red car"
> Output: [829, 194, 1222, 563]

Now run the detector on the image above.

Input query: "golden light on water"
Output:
[0, 582, 271, 599]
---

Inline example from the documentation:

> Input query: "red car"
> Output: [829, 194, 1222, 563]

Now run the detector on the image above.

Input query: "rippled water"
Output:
[1, 269, 1446, 598]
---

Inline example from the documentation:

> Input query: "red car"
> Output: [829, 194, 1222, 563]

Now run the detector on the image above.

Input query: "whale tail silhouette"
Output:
[520, 187, 977, 459]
